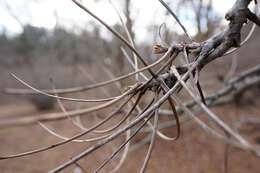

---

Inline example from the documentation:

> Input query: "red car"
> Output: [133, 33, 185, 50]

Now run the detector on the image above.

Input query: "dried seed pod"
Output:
[153, 45, 168, 54]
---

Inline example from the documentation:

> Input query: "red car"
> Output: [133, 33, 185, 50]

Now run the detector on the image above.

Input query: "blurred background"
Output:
[0, 0, 260, 172]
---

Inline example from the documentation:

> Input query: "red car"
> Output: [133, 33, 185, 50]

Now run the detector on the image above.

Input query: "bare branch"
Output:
[171, 66, 251, 147]
[224, 23, 256, 56]
[140, 90, 159, 173]
[160, 80, 253, 151]
[108, 118, 131, 173]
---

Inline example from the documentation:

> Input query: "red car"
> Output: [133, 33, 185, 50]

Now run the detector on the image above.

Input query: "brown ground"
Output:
[0, 97, 260, 173]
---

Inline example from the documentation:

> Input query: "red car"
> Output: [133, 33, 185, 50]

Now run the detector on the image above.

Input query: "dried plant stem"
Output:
[92, 92, 142, 134]
[10, 73, 120, 103]
[171, 67, 251, 147]
[108, 0, 139, 82]
[55, 109, 155, 173]
[48, 70, 193, 172]
[167, 97, 181, 140]
[161, 82, 245, 149]
[158, 0, 193, 41]
[38, 122, 111, 142]
[108, 118, 131, 173]
[140, 91, 159, 173]
[57, 89, 134, 134]
[138, 91, 178, 141]
[121, 47, 149, 81]
[183, 46, 198, 94]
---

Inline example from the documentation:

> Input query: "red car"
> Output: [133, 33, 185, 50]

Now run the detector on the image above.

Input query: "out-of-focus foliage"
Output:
[14, 25, 49, 63]
[0, 0, 223, 70]
[0, 24, 121, 67]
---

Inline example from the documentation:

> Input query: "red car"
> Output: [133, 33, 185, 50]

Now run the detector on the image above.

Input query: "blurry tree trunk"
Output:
[177, 0, 218, 42]
[115, 0, 134, 75]
[193, 0, 217, 41]
[195, 0, 203, 37]
[125, 0, 135, 40]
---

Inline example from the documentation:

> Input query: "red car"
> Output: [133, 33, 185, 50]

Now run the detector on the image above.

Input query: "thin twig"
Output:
[167, 97, 181, 140]
[5, 47, 173, 95]
[140, 90, 159, 173]
[161, 81, 250, 150]
[92, 92, 142, 134]
[48, 69, 192, 172]
[109, 0, 139, 82]
[158, 0, 193, 42]
[57, 89, 133, 134]
[121, 47, 149, 81]
[108, 118, 131, 173]
[171, 66, 251, 147]
[0, 85, 137, 128]
[71, 0, 156, 77]
[92, 111, 155, 173]
[10, 73, 121, 103]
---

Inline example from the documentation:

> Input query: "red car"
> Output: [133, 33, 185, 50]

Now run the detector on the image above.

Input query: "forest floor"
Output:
[0, 96, 260, 173]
